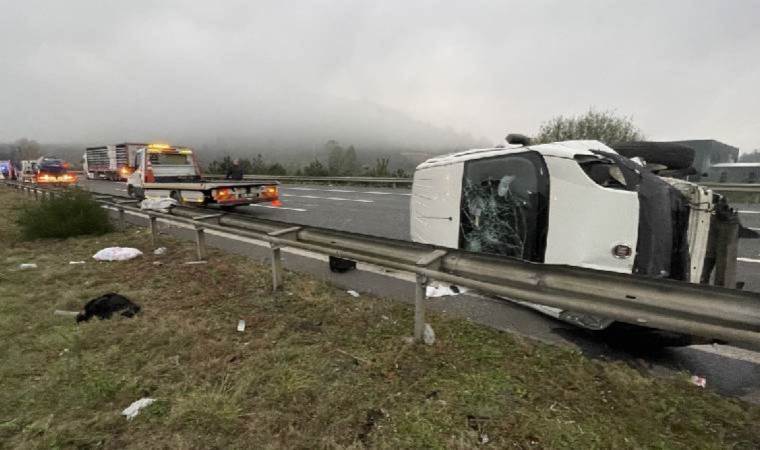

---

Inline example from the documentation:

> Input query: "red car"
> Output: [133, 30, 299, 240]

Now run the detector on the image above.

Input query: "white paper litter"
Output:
[690, 375, 707, 388]
[425, 281, 468, 298]
[93, 247, 143, 261]
[237, 320, 246, 332]
[153, 247, 167, 255]
[121, 398, 156, 420]
[19, 263, 38, 270]
[69, 261, 86, 265]
[346, 290, 360, 298]
[140, 198, 177, 213]
[423, 323, 436, 345]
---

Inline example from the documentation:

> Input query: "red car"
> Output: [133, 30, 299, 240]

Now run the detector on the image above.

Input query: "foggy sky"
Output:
[1, 0, 758, 151]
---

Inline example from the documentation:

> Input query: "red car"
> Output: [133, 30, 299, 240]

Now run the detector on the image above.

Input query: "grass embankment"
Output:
[1, 187, 759, 449]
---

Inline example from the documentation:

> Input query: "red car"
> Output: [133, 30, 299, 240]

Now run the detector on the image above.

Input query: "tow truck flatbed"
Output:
[126, 144, 280, 208]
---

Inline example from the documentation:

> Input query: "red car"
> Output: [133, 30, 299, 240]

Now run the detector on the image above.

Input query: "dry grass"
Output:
[1, 186, 759, 449]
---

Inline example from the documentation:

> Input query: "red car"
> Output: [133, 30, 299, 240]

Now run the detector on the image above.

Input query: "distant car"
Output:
[411, 139, 742, 331]
[0, 160, 16, 180]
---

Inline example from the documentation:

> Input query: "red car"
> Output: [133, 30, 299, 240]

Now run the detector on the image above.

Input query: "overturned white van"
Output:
[411, 139, 741, 330]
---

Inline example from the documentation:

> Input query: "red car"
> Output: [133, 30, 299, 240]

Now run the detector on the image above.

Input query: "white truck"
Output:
[126, 144, 280, 209]
[411, 137, 745, 331]
[84, 143, 145, 181]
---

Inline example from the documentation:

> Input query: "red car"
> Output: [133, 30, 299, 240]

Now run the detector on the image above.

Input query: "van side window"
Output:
[459, 151, 549, 263]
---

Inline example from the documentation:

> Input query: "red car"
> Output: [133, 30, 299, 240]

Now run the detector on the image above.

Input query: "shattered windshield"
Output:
[459, 151, 549, 262]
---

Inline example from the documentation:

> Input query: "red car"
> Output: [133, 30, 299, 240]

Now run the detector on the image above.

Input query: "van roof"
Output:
[416, 140, 616, 170]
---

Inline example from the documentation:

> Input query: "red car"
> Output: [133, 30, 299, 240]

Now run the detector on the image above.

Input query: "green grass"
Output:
[1, 187, 759, 449]
[15, 189, 112, 240]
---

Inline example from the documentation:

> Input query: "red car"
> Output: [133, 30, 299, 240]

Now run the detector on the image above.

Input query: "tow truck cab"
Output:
[411, 140, 736, 330]
[127, 144, 280, 207]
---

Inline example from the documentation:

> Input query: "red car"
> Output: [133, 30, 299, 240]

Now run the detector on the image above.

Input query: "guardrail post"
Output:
[148, 213, 159, 248]
[270, 245, 283, 291]
[194, 225, 208, 261]
[715, 216, 739, 288]
[118, 207, 126, 231]
[414, 274, 428, 341]
[414, 249, 448, 342]
[266, 226, 302, 292]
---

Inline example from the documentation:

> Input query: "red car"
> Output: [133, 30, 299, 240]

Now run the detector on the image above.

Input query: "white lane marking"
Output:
[283, 187, 410, 196]
[281, 194, 374, 203]
[738, 257, 760, 264]
[365, 191, 411, 196]
[690, 344, 760, 365]
[250, 204, 307, 212]
[739, 210, 760, 214]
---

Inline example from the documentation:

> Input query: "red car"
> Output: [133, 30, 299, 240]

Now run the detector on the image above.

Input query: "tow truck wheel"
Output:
[127, 185, 134, 198]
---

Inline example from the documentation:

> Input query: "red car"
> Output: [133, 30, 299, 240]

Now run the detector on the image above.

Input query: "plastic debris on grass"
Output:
[93, 247, 143, 261]
[237, 320, 246, 332]
[690, 375, 707, 388]
[69, 261, 86, 265]
[18, 263, 37, 270]
[347, 290, 360, 298]
[426, 281, 468, 298]
[423, 323, 436, 345]
[121, 398, 156, 420]
[153, 247, 167, 255]
[77, 293, 141, 323]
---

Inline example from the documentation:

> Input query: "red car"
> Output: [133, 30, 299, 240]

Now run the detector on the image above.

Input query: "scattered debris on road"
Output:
[121, 398, 156, 420]
[426, 281, 468, 298]
[76, 293, 141, 323]
[93, 247, 143, 261]
[329, 256, 356, 273]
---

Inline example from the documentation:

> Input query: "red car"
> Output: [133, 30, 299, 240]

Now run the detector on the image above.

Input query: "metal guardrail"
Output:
[5, 180, 760, 348]
[204, 174, 413, 187]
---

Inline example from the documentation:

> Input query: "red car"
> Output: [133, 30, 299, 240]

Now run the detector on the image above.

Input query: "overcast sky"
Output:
[1, 0, 758, 151]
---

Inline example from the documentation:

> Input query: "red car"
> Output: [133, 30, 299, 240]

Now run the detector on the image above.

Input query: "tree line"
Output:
[206, 140, 410, 178]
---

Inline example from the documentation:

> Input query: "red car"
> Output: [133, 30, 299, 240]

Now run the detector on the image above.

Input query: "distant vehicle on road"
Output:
[19, 157, 77, 186]
[126, 144, 280, 209]
[0, 160, 17, 180]
[411, 137, 748, 332]
[84, 143, 146, 181]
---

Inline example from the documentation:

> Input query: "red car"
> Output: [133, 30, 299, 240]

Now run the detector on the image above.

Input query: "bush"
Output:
[17, 190, 113, 239]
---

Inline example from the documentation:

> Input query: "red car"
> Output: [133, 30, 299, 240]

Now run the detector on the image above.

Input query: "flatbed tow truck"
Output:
[126, 144, 280, 209]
